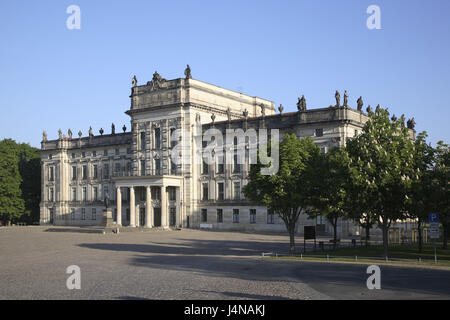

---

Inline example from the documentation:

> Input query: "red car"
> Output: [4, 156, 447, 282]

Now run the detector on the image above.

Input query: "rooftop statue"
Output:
[335, 90, 341, 108]
[357, 96, 363, 111]
[131, 75, 137, 87]
[343, 90, 348, 107]
[184, 64, 192, 79]
[366, 105, 372, 114]
[42, 131, 47, 142]
[278, 104, 284, 114]
[260, 104, 265, 117]
[391, 114, 397, 122]
[111, 123, 115, 135]
[243, 109, 249, 119]
[297, 95, 306, 111]
[89, 126, 94, 138]
[122, 125, 127, 133]
[68, 129, 73, 139]
[407, 117, 416, 130]
[400, 114, 406, 128]
[58, 129, 62, 140]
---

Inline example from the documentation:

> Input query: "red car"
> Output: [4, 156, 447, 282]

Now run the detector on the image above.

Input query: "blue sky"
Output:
[1, 0, 449, 147]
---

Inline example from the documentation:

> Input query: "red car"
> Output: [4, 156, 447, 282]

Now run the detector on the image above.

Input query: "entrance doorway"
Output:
[154, 207, 161, 227]
[169, 207, 176, 227]
[139, 207, 145, 226]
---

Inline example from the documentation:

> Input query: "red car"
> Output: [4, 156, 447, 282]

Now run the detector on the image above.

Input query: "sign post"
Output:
[429, 213, 440, 263]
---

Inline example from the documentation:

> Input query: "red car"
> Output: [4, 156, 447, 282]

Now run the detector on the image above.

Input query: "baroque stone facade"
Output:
[39, 70, 371, 236]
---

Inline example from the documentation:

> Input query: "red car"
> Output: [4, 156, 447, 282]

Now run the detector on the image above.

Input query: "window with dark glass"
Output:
[267, 209, 275, 224]
[202, 183, 209, 201]
[250, 209, 256, 224]
[93, 165, 98, 179]
[217, 182, 224, 201]
[103, 164, 109, 179]
[82, 165, 87, 180]
[233, 182, 240, 200]
[217, 209, 223, 223]
[72, 166, 77, 180]
[201, 209, 207, 223]
[140, 132, 146, 150]
[233, 209, 239, 223]
[315, 128, 323, 137]
[154, 128, 161, 149]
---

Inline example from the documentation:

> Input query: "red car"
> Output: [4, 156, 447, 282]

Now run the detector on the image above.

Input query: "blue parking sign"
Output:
[429, 213, 439, 223]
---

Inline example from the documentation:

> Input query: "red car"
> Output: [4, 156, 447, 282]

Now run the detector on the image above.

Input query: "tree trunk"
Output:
[417, 217, 423, 253]
[289, 224, 296, 255]
[365, 224, 371, 247]
[333, 219, 338, 251]
[381, 221, 389, 259]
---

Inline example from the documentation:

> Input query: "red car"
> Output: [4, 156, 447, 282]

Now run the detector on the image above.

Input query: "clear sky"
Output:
[1, 0, 449, 148]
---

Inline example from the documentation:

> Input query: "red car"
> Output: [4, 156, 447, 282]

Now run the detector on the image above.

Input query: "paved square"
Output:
[1, 227, 450, 300]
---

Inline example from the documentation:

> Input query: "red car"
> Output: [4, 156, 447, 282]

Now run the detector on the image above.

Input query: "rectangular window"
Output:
[140, 132, 146, 150]
[93, 151, 97, 157]
[103, 185, 109, 199]
[202, 159, 209, 174]
[267, 209, 275, 224]
[93, 187, 98, 201]
[103, 164, 109, 179]
[115, 162, 121, 174]
[115, 148, 120, 156]
[169, 187, 176, 201]
[72, 166, 77, 180]
[155, 159, 161, 175]
[155, 128, 161, 149]
[140, 160, 146, 176]
[217, 209, 223, 223]
[233, 209, 239, 223]
[127, 147, 132, 154]
[81, 208, 86, 220]
[71, 209, 75, 220]
[82, 165, 88, 180]
[93, 165, 98, 179]
[217, 160, 224, 174]
[202, 183, 209, 201]
[82, 152, 86, 158]
[217, 182, 224, 201]
[233, 182, 240, 200]
[49, 188, 54, 202]
[233, 154, 241, 173]
[104, 150, 108, 156]
[315, 128, 323, 137]
[201, 209, 207, 223]
[71, 153, 76, 159]
[72, 188, 77, 201]
[92, 208, 96, 220]
[250, 209, 256, 224]
[82, 187, 87, 201]
[49, 167, 54, 181]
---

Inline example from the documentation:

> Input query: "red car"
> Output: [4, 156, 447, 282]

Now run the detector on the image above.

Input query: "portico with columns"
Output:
[113, 176, 184, 228]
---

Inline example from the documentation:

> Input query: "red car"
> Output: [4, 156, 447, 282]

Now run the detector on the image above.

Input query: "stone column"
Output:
[145, 186, 151, 228]
[161, 186, 167, 228]
[129, 186, 135, 227]
[116, 187, 122, 226]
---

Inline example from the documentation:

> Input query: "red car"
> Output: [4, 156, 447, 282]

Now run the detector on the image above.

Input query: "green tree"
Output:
[431, 141, 449, 249]
[346, 108, 415, 258]
[308, 147, 351, 249]
[407, 131, 435, 252]
[243, 134, 320, 254]
[0, 141, 25, 225]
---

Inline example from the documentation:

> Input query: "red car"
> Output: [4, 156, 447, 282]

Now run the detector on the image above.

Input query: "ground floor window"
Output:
[233, 209, 239, 223]
[250, 209, 256, 224]
[92, 208, 96, 220]
[217, 209, 223, 223]
[201, 209, 207, 223]
[81, 208, 86, 220]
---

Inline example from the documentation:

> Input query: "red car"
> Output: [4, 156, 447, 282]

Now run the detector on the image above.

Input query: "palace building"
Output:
[38, 67, 372, 236]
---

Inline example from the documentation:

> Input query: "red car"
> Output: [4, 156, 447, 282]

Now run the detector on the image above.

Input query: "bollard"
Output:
[327, 254, 329, 262]
[355, 256, 358, 262]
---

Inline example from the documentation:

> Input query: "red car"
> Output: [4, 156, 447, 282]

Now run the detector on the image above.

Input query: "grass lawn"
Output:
[270, 243, 450, 268]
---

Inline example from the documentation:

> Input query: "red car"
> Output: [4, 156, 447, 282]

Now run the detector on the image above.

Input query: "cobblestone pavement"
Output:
[1, 227, 449, 300]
